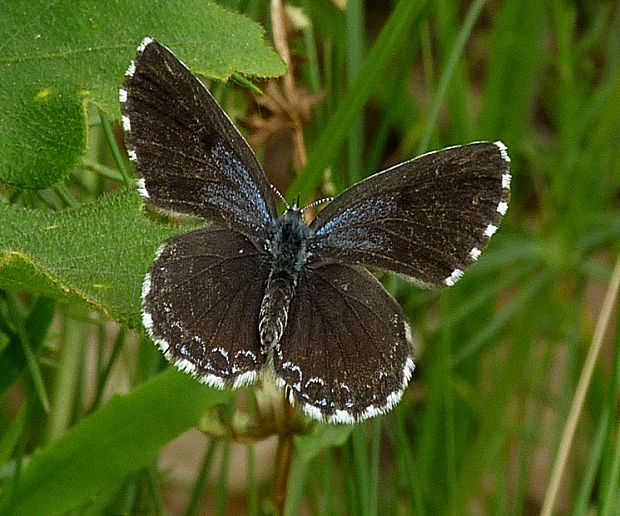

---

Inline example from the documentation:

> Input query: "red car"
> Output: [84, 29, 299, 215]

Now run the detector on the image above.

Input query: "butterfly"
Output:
[119, 38, 511, 424]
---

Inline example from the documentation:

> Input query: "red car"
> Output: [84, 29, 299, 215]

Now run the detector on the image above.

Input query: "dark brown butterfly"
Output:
[120, 38, 511, 423]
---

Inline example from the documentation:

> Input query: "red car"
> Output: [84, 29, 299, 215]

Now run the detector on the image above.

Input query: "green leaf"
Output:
[0, 190, 190, 327]
[0, 368, 231, 516]
[0, 0, 285, 189]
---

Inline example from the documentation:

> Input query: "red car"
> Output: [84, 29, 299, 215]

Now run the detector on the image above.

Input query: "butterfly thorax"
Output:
[259, 208, 309, 353]
[268, 207, 309, 278]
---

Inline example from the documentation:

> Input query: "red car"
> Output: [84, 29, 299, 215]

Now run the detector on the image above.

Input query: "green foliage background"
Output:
[0, 0, 619, 514]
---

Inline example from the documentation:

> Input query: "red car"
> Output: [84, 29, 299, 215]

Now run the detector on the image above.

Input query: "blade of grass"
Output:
[184, 440, 217, 516]
[393, 408, 427, 515]
[145, 465, 164, 516]
[341, 443, 359, 516]
[0, 292, 56, 393]
[80, 159, 125, 183]
[571, 409, 611, 516]
[52, 183, 78, 208]
[284, 455, 310, 516]
[18, 324, 50, 413]
[246, 444, 258, 516]
[416, 0, 487, 154]
[184, 440, 216, 516]
[215, 439, 231, 516]
[511, 334, 557, 515]
[91, 326, 127, 411]
[288, 0, 430, 203]
[365, 46, 419, 175]
[436, 265, 531, 331]
[99, 111, 131, 188]
[44, 313, 87, 443]
[0, 405, 27, 466]
[439, 292, 457, 516]
[599, 426, 620, 516]
[368, 419, 381, 516]
[5, 401, 31, 516]
[541, 255, 620, 516]
[3, 293, 52, 412]
[452, 272, 552, 366]
[597, 289, 620, 516]
[320, 448, 336, 516]
[345, 0, 364, 185]
[351, 425, 370, 515]
[451, 277, 545, 509]
[573, 297, 620, 514]
[477, 0, 545, 142]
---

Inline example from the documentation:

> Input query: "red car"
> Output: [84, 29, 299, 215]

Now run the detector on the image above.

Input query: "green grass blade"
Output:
[599, 427, 620, 516]
[215, 439, 231, 516]
[345, 0, 364, 185]
[416, 0, 486, 154]
[288, 0, 430, 203]
[184, 440, 217, 516]
[452, 272, 552, 366]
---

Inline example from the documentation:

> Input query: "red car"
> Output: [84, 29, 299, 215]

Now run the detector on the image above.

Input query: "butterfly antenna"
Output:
[301, 196, 334, 214]
[270, 184, 289, 209]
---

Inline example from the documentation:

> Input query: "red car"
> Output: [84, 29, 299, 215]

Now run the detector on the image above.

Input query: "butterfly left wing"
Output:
[308, 142, 511, 287]
[120, 38, 277, 240]
[273, 262, 414, 423]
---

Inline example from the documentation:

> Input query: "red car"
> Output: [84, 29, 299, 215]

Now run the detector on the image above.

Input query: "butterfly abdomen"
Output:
[259, 208, 310, 350]
[259, 275, 295, 351]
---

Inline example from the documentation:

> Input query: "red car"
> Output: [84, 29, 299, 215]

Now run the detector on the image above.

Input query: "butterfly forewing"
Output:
[142, 226, 271, 388]
[273, 263, 415, 423]
[120, 38, 277, 239]
[308, 142, 511, 287]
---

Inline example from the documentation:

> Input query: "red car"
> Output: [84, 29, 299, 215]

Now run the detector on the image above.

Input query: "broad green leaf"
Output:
[0, 368, 231, 516]
[0, 190, 191, 327]
[0, 0, 285, 189]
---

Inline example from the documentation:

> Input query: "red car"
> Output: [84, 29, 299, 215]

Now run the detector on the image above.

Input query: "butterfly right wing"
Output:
[120, 38, 277, 239]
[142, 225, 271, 388]
[308, 142, 511, 287]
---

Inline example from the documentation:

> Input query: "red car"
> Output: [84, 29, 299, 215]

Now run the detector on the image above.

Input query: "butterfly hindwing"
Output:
[308, 142, 511, 287]
[142, 225, 271, 388]
[273, 263, 415, 423]
[120, 38, 277, 239]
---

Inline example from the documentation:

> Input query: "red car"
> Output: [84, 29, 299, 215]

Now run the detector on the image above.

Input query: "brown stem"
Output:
[274, 393, 295, 514]
[270, 0, 308, 172]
